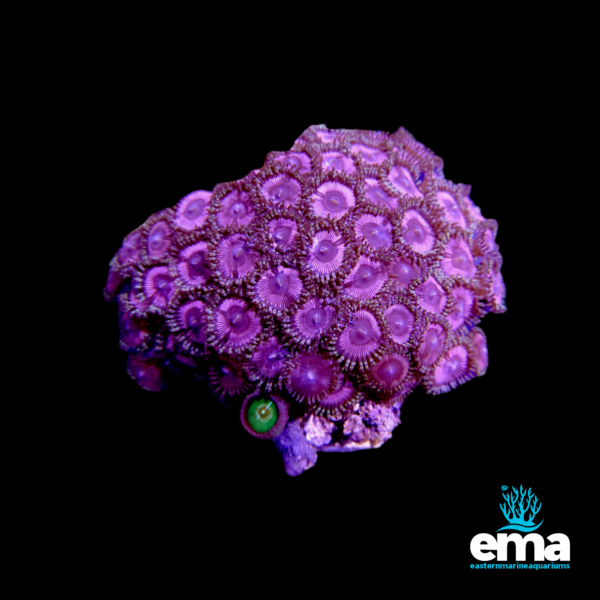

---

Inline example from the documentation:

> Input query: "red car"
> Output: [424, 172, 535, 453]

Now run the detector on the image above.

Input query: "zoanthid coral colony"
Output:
[104, 124, 506, 475]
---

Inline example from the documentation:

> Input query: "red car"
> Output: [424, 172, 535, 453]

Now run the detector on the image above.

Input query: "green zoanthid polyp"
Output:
[247, 398, 278, 433]
[240, 392, 288, 440]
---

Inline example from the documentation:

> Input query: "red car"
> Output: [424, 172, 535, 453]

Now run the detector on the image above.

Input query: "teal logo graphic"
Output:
[498, 485, 544, 533]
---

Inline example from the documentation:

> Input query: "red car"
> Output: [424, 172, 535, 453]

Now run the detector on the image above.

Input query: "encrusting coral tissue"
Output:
[104, 124, 506, 475]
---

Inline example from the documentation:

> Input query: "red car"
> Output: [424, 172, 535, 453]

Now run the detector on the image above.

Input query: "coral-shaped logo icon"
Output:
[498, 485, 544, 532]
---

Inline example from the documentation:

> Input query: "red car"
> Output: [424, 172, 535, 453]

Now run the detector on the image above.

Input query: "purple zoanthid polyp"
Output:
[104, 124, 506, 476]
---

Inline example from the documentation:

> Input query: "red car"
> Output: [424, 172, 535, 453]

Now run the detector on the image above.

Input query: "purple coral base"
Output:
[273, 397, 404, 476]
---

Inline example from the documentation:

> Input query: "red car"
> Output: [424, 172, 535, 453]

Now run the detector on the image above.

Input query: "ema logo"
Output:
[470, 486, 570, 566]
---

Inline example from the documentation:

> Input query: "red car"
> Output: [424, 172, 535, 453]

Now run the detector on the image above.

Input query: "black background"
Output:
[83, 65, 585, 580]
